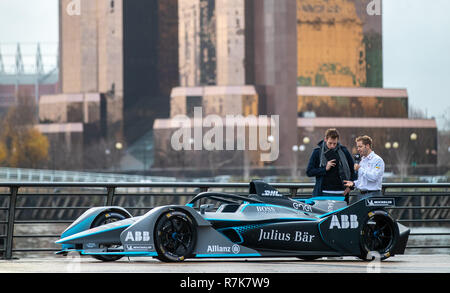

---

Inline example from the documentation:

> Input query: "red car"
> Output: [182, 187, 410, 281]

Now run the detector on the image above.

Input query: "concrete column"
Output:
[252, 0, 298, 168]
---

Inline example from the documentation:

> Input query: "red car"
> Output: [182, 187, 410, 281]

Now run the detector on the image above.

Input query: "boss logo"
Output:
[256, 206, 276, 213]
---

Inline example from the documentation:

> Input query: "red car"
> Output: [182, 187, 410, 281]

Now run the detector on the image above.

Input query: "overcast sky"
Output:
[383, 0, 450, 129]
[1, 0, 449, 129]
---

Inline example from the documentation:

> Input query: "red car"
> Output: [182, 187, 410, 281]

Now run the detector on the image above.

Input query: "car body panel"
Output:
[55, 180, 409, 260]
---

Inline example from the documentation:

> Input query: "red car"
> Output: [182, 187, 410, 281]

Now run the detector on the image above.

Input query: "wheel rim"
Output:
[100, 217, 122, 250]
[88, 213, 129, 261]
[157, 214, 194, 258]
[102, 217, 120, 225]
[362, 215, 394, 252]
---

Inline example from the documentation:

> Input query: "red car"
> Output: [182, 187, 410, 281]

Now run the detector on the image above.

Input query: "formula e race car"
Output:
[55, 180, 410, 262]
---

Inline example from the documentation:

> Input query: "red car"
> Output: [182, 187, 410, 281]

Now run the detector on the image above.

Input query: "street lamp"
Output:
[104, 148, 111, 170]
[393, 142, 399, 149]
[292, 145, 299, 178]
[410, 133, 418, 167]
[114, 142, 123, 172]
[291, 145, 306, 178]
[303, 137, 310, 144]
[385, 142, 391, 149]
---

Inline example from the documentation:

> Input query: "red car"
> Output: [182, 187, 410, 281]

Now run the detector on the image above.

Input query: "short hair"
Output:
[356, 135, 373, 148]
[325, 128, 340, 139]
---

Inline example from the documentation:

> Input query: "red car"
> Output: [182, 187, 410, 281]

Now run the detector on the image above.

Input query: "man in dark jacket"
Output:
[306, 128, 356, 202]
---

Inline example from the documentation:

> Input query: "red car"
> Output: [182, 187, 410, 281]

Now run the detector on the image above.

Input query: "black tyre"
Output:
[90, 211, 129, 262]
[154, 210, 197, 262]
[359, 210, 399, 261]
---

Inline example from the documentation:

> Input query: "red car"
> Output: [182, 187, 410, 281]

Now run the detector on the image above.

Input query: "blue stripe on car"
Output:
[56, 224, 131, 243]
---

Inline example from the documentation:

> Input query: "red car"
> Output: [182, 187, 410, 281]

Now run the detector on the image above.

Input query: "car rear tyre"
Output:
[90, 211, 129, 262]
[154, 210, 197, 262]
[359, 210, 399, 261]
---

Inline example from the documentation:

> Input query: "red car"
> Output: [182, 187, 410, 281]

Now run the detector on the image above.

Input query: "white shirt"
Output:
[354, 151, 384, 191]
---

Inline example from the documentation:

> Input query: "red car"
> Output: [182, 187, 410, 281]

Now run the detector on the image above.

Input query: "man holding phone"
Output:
[306, 128, 356, 202]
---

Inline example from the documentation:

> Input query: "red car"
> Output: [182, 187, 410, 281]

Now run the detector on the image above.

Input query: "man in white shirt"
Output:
[344, 135, 385, 201]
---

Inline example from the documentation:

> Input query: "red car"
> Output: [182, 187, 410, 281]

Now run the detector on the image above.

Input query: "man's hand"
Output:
[326, 159, 336, 171]
[343, 180, 354, 188]
[354, 163, 360, 171]
[343, 187, 351, 196]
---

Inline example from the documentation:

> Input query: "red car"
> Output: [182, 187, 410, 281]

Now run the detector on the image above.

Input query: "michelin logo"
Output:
[366, 198, 395, 207]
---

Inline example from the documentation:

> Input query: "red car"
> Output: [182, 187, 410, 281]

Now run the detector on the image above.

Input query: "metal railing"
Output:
[0, 167, 176, 183]
[0, 182, 449, 259]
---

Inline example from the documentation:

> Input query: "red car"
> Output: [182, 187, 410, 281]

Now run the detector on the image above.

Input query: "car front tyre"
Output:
[90, 211, 129, 262]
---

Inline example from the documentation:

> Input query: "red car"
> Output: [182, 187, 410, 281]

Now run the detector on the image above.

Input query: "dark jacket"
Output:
[306, 140, 356, 197]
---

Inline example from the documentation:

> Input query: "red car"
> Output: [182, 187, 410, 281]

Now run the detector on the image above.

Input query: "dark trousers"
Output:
[356, 190, 382, 201]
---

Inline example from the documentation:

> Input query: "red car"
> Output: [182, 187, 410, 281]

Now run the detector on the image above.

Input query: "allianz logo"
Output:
[329, 214, 359, 229]
[207, 244, 240, 254]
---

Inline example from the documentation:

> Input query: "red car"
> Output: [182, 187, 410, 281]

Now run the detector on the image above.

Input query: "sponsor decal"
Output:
[261, 190, 282, 197]
[255, 206, 276, 213]
[206, 244, 240, 254]
[231, 244, 241, 254]
[366, 198, 395, 207]
[329, 214, 359, 229]
[327, 201, 336, 212]
[257, 229, 315, 243]
[126, 244, 154, 251]
[86, 242, 96, 248]
[124, 231, 151, 242]
[292, 201, 313, 212]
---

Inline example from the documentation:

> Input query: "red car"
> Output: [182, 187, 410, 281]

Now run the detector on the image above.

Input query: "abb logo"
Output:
[329, 214, 358, 229]
[124, 231, 150, 242]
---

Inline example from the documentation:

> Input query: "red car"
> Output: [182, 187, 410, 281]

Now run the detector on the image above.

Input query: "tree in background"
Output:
[0, 93, 49, 168]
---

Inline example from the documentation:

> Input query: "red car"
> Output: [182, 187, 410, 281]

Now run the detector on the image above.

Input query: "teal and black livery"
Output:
[56, 180, 410, 262]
